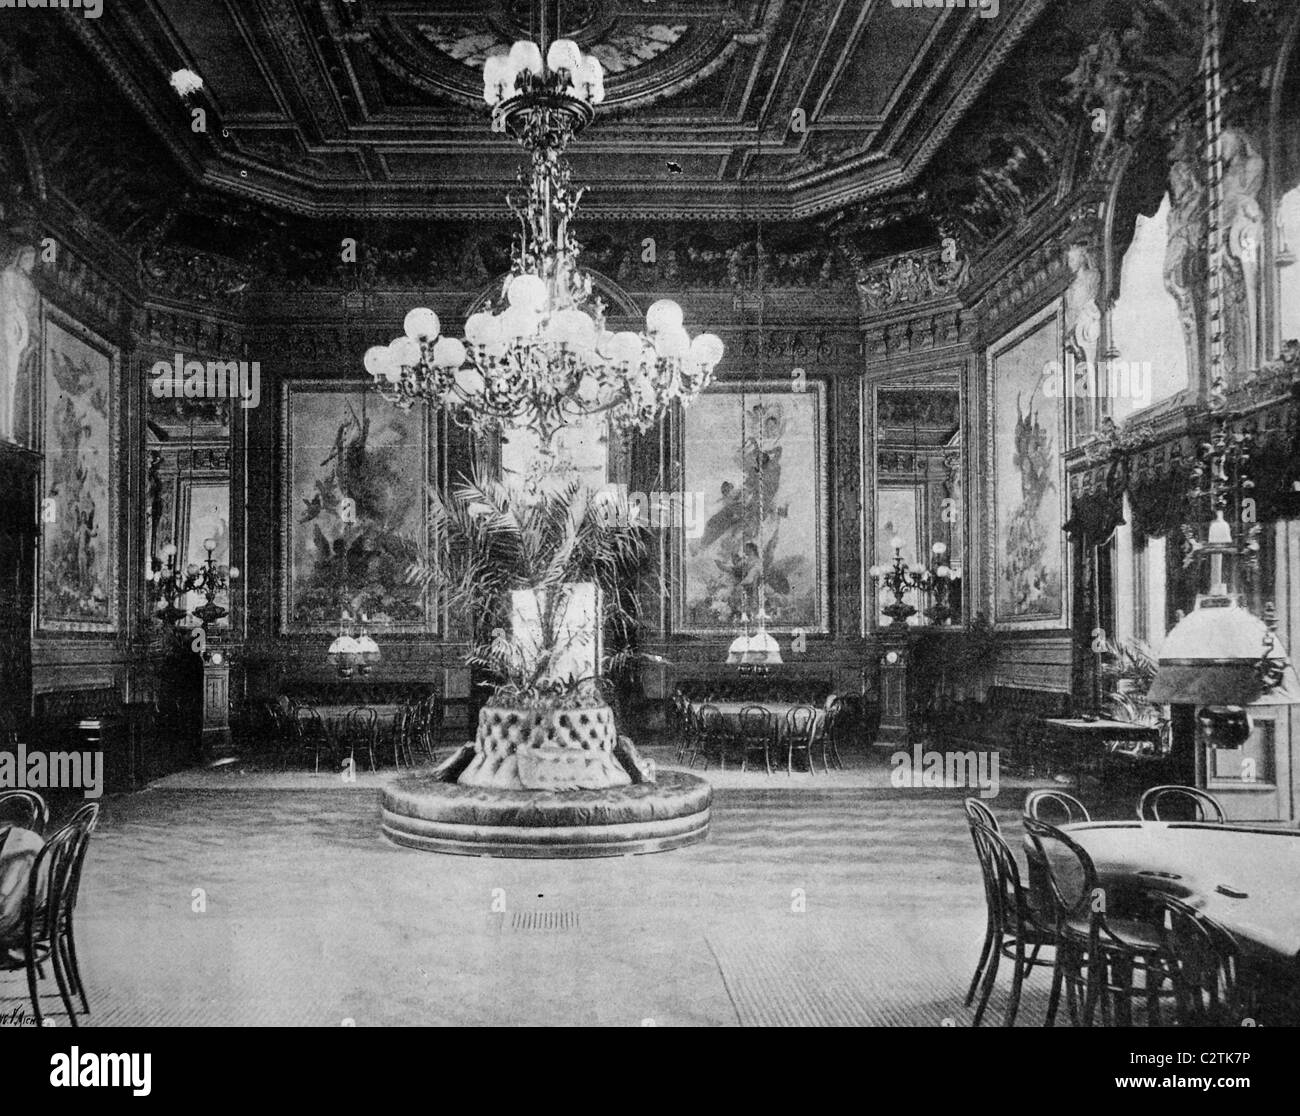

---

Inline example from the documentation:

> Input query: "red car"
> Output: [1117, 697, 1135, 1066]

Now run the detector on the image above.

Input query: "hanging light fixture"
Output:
[366, 13, 722, 443]
[1148, 0, 1300, 722]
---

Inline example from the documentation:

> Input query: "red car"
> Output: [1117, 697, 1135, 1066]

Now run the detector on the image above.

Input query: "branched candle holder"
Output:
[870, 538, 924, 627]
[187, 538, 239, 628]
[148, 539, 239, 629]
[150, 542, 190, 626]
[870, 539, 957, 627]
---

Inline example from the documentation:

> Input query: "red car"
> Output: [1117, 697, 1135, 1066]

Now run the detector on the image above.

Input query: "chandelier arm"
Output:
[366, 37, 722, 444]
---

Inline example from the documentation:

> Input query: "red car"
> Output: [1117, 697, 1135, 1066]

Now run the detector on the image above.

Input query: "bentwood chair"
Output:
[0, 790, 49, 836]
[1137, 785, 1227, 824]
[1023, 789, 1091, 826]
[388, 705, 412, 768]
[416, 694, 444, 762]
[262, 700, 293, 761]
[964, 796, 1000, 834]
[0, 802, 99, 1027]
[342, 707, 379, 772]
[737, 706, 774, 775]
[687, 705, 726, 771]
[1023, 817, 1177, 1027]
[1148, 892, 1249, 1026]
[672, 697, 693, 763]
[963, 799, 1057, 1026]
[783, 705, 818, 775]
[813, 699, 845, 773]
[293, 704, 336, 774]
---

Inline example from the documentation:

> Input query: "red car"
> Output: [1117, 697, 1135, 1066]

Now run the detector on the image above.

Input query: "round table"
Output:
[687, 700, 825, 737]
[687, 700, 828, 773]
[1031, 821, 1300, 966]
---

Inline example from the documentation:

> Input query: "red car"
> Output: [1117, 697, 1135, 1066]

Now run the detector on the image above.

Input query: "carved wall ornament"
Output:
[39, 239, 128, 330]
[1163, 117, 1208, 379]
[142, 245, 260, 308]
[843, 246, 969, 317]
[1220, 126, 1266, 377]
[1063, 27, 1150, 181]
[1063, 241, 1102, 372]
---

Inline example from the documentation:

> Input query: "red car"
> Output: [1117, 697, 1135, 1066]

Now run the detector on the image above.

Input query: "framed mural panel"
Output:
[674, 380, 829, 634]
[280, 382, 437, 635]
[38, 309, 119, 633]
[987, 302, 1069, 630]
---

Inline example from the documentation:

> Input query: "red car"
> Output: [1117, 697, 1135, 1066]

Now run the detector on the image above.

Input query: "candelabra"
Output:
[870, 539, 925, 627]
[921, 541, 958, 625]
[187, 538, 239, 628]
[149, 539, 239, 629]
[870, 539, 957, 627]
[150, 542, 190, 626]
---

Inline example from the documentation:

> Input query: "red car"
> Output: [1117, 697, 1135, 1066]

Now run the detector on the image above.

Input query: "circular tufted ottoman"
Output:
[381, 770, 712, 858]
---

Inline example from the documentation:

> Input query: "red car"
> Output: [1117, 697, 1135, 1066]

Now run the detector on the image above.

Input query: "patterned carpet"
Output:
[0, 783, 1067, 1027]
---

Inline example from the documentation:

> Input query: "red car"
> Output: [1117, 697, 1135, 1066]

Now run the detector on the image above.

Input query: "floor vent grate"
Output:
[510, 910, 579, 932]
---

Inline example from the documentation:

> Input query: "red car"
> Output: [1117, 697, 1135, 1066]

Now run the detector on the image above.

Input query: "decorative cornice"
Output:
[843, 245, 970, 317]
[863, 308, 972, 362]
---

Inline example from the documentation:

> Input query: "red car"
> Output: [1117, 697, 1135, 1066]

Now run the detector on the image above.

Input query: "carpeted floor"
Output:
[1, 765, 1070, 1027]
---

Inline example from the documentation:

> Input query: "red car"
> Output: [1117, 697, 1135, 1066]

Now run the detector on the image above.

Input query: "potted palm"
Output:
[1099, 636, 1170, 756]
[404, 470, 656, 790]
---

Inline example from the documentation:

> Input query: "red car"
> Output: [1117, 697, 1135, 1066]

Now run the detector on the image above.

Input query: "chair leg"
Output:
[26, 951, 44, 1028]
[965, 922, 996, 1007]
[1045, 953, 1064, 1027]
[64, 913, 89, 1012]
[1005, 941, 1027, 1027]
[1082, 950, 1105, 1027]
[50, 938, 78, 1027]
[764, 742, 772, 776]
[972, 936, 1002, 1027]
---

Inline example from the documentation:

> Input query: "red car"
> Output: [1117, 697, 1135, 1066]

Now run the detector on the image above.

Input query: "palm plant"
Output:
[402, 469, 657, 703]
[1099, 636, 1165, 728]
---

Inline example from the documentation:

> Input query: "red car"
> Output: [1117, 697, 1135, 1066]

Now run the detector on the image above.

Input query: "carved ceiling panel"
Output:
[66, 0, 1051, 220]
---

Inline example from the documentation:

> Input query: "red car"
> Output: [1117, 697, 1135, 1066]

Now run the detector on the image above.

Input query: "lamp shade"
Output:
[726, 633, 751, 665]
[744, 628, 783, 665]
[1147, 594, 1300, 706]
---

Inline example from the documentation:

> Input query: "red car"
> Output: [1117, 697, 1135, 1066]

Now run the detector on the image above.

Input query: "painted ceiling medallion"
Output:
[419, 21, 687, 75]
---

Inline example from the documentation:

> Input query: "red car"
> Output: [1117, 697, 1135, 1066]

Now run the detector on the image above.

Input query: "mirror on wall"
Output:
[143, 400, 233, 630]
[871, 373, 964, 628]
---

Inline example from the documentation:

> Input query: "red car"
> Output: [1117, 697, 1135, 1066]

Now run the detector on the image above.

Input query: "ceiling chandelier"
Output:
[365, 25, 723, 443]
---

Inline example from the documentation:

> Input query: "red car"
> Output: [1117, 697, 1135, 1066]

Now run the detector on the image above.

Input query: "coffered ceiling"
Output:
[69, 0, 1050, 220]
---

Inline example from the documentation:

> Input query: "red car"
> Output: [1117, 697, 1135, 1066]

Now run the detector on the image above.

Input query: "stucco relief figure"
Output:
[1164, 122, 1206, 374]
[1221, 127, 1265, 375]
[0, 242, 38, 445]
[1064, 243, 1101, 374]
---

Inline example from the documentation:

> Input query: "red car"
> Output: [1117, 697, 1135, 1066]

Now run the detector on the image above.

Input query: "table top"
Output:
[309, 704, 400, 723]
[1044, 821, 1300, 963]
[1042, 718, 1161, 736]
[689, 700, 825, 717]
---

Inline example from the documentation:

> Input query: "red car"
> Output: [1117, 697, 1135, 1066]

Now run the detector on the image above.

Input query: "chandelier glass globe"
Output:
[368, 29, 721, 442]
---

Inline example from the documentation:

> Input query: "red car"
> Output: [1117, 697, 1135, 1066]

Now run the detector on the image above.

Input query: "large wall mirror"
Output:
[869, 371, 964, 629]
[144, 400, 232, 630]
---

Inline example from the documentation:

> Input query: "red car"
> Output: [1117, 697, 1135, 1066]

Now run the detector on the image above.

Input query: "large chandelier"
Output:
[365, 33, 723, 442]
